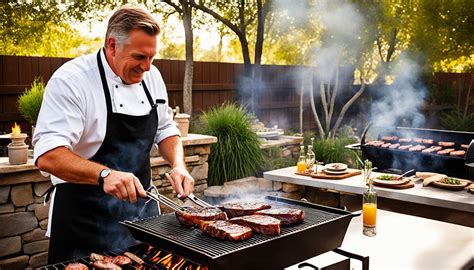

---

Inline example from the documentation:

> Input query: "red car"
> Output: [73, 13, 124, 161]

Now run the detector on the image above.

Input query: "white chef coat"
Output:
[33, 49, 178, 236]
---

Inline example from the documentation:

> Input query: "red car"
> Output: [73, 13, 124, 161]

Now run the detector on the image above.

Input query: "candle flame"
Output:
[11, 122, 21, 135]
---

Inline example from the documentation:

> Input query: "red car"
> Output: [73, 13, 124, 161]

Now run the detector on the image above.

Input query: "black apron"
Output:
[47, 50, 160, 264]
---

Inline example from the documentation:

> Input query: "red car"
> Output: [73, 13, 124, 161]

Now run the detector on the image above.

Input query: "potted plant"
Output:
[17, 77, 45, 136]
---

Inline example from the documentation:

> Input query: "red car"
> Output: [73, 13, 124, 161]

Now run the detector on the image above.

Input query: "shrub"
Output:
[257, 146, 298, 176]
[18, 78, 45, 126]
[439, 109, 474, 132]
[200, 103, 263, 186]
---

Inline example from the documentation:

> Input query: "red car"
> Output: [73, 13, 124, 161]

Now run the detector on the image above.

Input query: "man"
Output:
[33, 5, 194, 264]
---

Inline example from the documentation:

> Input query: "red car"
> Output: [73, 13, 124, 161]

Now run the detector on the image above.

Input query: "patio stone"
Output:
[39, 219, 48, 230]
[0, 255, 29, 270]
[204, 185, 230, 198]
[11, 184, 33, 207]
[193, 145, 211, 155]
[0, 212, 37, 237]
[0, 203, 15, 214]
[256, 178, 273, 191]
[0, 236, 21, 257]
[22, 228, 47, 242]
[190, 163, 208, 181]
[33, 182, 51, 197]
[273, 181, 282, 191]
[282, 183, 303, 193]
[23, 240, 49, 254]
[0, 186, 10, 203]
[34, 202, 49, 220]
[28, 251, 48, 268]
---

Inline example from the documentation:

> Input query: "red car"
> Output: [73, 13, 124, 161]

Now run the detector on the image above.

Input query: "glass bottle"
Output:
[296, 145, 306, 173]
[305, 138, 315, 172]
[362, 160, 377, 237]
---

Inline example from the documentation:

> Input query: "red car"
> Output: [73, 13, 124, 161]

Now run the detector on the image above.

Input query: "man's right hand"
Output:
[102, 170, 146, 203]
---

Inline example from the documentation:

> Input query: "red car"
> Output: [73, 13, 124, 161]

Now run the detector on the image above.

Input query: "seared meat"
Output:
[413, 138, 424, 144]
[422, 146, 442, 153]
[461, 144, 469, 149]
[200, 220, 253, 241]
[438, 141, 455, 147]
[381, 136, 398, 142]
[90, 253, 130, 266]
[176, 207, 228, 227]
[110, 255, 131, 266]
[91, 260, 122, 269]
[450, 150, 466, 156]
[381, 143, 391, 148]
[398, 138, 412, 143]
[230, 215, 280, 235]
[389, 143, 400, 149]
[408, 145, 426, 152]
[219, 201, 271, 218]
[65, 263, 88, 270]
[398, 145, 413, 150]
[255, 208, 305, 225]
[422, 139, 434, 145]
[437, 148, 455, 155]
[366, 141, 384, 147]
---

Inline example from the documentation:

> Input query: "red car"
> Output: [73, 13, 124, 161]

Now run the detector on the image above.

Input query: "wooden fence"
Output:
[1, 54, 472, 135]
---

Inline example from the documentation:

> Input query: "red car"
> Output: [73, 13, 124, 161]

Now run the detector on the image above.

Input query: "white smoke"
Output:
[370, 55, 427, 128]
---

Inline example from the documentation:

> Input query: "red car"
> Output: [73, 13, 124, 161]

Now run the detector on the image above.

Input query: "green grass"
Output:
[200, 103, 264, 186]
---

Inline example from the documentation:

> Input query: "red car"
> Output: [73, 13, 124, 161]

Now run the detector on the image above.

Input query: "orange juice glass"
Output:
[363, 203, 377, 226]
[296, 161, 306, 173]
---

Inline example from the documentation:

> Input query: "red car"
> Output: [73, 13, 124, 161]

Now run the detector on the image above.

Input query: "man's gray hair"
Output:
[104, 5, 160, 48]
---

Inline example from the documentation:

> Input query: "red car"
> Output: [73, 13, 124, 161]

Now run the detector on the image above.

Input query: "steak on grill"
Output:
[255, 207, 305, 225]
[91, 260, 122, 269]
[230, 215, 281, 235]
[65, 263, 88, 270]
[176, 207, 228, 227]
[200, 220, 253, 241]
[219, 201, 271, 218]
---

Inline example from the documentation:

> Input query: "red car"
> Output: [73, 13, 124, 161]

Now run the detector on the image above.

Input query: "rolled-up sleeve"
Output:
[33, 78, 85, 164]
[155, 103, 180, 144]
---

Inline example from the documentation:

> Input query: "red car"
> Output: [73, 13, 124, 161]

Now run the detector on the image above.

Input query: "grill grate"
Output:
[128, 199, 342, 258]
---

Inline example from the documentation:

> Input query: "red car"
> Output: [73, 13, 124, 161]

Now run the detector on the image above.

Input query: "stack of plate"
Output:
[323, 163, 348, 175]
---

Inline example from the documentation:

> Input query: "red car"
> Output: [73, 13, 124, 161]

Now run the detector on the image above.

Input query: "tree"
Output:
[190, 0, 273, 113]
[160, 0, 195, 115]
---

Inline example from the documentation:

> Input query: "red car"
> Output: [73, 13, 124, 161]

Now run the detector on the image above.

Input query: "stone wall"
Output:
[0, 134, 216, 269]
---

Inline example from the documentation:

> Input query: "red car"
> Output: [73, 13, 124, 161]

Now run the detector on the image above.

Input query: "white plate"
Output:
[325, 163, 348, 172]
[322, 169, 348, 175]
[373, 178, 410, 185]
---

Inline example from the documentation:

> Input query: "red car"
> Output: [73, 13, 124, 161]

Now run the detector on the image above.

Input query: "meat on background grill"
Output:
[200, 220, 253, 241]
[229, 215, 281, 235]
[65, 262, 88, 270]
[437, 148, 455, 155]
[255, 208, 305, 225]
[219, 201, 271, 218]
[381, 136, 398, 141]
[439, 141, 455, 147]
[461, 144, 469, 149]
[175, 207, 228, 227]
[398, 145, 413, 150]
[389, 143, 401, 149]
[450, 150, 466, 156]
[91, 260, 122, 269]
[422, 146, 442, 153]
[399, 138, 412, 143]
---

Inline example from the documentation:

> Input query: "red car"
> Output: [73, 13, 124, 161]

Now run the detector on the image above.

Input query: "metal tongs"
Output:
[178, 193, 216, 208]
[146, 184, 190, 213]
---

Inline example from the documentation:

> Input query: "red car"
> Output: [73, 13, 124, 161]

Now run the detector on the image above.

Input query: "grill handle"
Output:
[345, 143, 361, 150]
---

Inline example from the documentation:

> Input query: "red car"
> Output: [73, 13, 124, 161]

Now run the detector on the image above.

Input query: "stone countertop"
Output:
[286, 209, 474, 270]
[0, 134, 217, 174]
[264, 166, 473, 213]
[259, 135, 303, 149]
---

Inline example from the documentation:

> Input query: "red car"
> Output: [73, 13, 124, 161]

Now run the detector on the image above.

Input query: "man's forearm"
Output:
[36, 146, 107, 185]
[158, 135, 186, 169]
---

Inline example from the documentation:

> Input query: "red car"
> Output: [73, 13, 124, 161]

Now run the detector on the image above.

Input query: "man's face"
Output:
[107, 29, 157, 84]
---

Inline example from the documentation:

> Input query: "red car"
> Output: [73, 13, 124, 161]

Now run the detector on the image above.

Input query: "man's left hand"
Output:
[165, 167, 194, 197]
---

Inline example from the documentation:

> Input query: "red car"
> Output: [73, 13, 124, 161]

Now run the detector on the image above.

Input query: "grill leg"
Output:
[333, 248, 369, 270]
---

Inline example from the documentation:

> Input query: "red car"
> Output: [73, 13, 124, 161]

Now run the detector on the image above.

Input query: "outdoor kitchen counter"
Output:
[263, 166, 473, 213]
[288, 209, 473, 270]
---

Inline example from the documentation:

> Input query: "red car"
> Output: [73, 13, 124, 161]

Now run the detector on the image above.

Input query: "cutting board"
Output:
[296, 168, 361, 180]
[373, 180, 415, 189]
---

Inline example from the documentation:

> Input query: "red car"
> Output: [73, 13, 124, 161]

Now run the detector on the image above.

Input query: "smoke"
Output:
[369, 55, 427, 128]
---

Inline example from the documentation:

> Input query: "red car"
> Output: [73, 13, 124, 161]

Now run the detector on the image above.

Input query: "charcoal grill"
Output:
[122, 196, 358, 270]
[346, 124, 474, 179]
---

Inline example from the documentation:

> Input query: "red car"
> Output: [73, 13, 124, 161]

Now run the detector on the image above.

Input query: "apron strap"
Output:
[41, 184, 56, 204]
[96, 50, 113, 113]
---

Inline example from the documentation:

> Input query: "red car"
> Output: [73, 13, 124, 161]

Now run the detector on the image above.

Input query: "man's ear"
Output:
[106, 37, 117, 56]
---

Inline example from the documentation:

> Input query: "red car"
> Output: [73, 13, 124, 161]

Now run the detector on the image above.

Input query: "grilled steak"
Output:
[111, 255, 131, 266]
[200, 220, 253, 241]
[219, 201, 271, 218]
[422, 139, 434, 145]
[398, 144, 413, 150]
[91, 260, 122, 269]
[255, 207, 305, 225]
[438, 141, 455, 147]
[65, 263, 88, 270]
[408, 145, 426, 152]
[450, 150, 466, 156]
[437, 148, 455, 155]
[230, 215, 281, 235]
[176, 207, 228, 227]
[399, 138, 412, 143]
[389, 143, 400, 149]
[422, 146, 442, 153]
